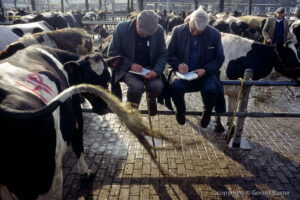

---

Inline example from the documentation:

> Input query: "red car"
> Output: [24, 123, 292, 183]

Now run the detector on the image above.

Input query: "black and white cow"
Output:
[82, 11, 97, 34]
[0, 28, 93, 60]
[290, 20, 300, 46]
[217, 33, 300, 130]
[0, 44, 122, 199]
[237, 15, 267, 42]
[29, 12, 81, 30]
[0, 21, 53, 51]
[225, 16, 250, 37]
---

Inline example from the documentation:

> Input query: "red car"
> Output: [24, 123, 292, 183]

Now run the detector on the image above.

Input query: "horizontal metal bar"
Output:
[221, 80, 299, 86]
[106, 14, 128, 17]
[82, 21, 119, 25]
[82, 108, 300, 118]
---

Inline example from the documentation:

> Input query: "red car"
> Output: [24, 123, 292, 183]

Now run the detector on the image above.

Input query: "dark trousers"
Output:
[170, 75, 223, 113]
[123, 72, 164, 107]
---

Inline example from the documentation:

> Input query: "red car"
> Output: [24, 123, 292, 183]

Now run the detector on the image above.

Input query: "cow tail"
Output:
[0, 84, 177, 177]
[0, 84, 90, 119]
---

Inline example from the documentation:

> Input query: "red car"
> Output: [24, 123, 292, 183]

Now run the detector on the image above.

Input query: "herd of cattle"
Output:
[1, 8, 300, 200]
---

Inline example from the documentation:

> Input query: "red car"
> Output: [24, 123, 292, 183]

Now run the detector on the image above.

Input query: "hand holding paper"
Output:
[193, 69, 206, 78]
[130, 63, 143, 72]
[129, 68, 151, 76]
[176, 71, 198, 81]
[178, 63, 188, 74]
[144, 71, 158, 80]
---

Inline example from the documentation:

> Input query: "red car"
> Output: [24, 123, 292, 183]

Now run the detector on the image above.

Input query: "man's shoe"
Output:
[149, 100, 157, 116]
[200, 110, 212, 128]
[175, 111, 186, 125]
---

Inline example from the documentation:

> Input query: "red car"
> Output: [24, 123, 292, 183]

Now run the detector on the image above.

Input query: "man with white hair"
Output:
[167, 9, 225, 127]
[108, 10, 167, 115]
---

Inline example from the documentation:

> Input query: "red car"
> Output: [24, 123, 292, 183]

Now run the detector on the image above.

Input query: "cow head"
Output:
[231, 21, 249, 37]
[275, 42, 300, 79]
[213, 20, 230, 33]
[64, 54, 123, 115]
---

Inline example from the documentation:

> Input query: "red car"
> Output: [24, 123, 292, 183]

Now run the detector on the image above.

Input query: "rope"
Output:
[144, 80, 157, 158]
[224, 78, 245, 152]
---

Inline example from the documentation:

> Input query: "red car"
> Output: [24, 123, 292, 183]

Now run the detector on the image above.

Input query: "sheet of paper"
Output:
[176, 71, 198, 81]
[129, 68, 151, 76]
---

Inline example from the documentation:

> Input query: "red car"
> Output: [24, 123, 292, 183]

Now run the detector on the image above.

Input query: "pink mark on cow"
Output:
[25, 73, 54, 96]
[221, 33, 226, 38]
[16, 73, 55, 103]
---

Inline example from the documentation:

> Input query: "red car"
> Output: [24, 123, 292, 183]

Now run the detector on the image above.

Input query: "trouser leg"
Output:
[123, 72, 145, 107]
[169, 79, 188, 113]
[145, 78, 164, 103]
[200, 76, 219, 112]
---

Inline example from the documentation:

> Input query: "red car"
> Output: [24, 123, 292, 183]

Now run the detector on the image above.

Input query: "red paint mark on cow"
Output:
[221, 33, 226, 38]
[15, 73, 55, 103]
[24, 73, 55, 97]
[16, 81, 48, 103]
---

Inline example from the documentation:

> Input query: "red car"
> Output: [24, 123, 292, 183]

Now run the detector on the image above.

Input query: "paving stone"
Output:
[119, 188, 130, 200]
[62, 86, 300, 199]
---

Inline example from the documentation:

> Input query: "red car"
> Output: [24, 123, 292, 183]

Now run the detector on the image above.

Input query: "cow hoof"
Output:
[80, 170, 95, 181]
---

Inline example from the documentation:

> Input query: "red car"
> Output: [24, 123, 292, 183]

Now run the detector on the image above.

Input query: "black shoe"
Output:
[175, 111, 186, 125]
[149, 100, 157, 116]
[214, 118, 225, 132]
[200, 110, 212, 128]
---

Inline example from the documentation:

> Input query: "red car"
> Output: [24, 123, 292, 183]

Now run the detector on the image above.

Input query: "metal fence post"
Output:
[229, 68, 253, 150]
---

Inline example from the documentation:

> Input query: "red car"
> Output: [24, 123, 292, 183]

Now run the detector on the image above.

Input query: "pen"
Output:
[182, 63, 188, 71]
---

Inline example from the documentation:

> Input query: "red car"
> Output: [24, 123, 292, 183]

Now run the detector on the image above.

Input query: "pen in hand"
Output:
[179, 63, 188, 74]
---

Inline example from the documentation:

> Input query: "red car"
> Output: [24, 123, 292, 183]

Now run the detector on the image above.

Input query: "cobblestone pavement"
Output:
[62, 84, 300, 200]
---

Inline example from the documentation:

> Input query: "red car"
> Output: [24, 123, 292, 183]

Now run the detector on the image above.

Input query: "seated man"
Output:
[167, 9, 226, 127]
[108, 10, 167, 115]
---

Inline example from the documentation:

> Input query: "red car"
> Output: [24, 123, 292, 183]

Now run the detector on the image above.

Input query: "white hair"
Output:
[189, 9, 209, 31]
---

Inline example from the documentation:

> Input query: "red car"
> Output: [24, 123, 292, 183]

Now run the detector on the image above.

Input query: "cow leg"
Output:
[78, 153, 95, 179]
[0, 184, 17, 200]
[72, 98, 95, 179]
[38, 109, 65, 200]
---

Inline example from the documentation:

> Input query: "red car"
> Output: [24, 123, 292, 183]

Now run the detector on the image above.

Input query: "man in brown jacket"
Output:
[262, 7, 289, 45]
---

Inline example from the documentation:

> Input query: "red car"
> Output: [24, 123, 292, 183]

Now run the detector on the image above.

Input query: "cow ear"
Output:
[64, 61, 79, 73]
[104, 56, 123, 68]
[64, 61, 82, 84]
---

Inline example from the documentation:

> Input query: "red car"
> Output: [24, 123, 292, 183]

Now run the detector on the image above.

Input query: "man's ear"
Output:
[104, 56, 123, 68]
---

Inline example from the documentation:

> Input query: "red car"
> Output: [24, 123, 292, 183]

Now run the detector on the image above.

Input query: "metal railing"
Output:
[82, 68, 300, 150]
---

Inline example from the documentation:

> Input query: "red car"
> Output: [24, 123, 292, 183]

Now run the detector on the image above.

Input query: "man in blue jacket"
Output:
[168, 9, 225, 127]
[108, 10, 167, 115]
